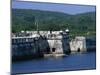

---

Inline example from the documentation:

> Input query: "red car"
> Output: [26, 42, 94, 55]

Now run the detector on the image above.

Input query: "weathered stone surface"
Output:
[70, 36, 87, 53]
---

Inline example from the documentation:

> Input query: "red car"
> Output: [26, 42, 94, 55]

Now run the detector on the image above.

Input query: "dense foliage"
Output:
[12, 9, 96, 37]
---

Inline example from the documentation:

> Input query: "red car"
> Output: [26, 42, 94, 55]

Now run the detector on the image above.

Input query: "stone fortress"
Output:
[12, 29, 95, 61]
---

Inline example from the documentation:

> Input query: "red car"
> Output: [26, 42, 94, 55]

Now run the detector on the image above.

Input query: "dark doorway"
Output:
[78, 48, 80, 52]
[52, 48, 56, 52]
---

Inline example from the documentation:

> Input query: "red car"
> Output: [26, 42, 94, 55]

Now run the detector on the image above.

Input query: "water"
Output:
[11, 52, 96, 74]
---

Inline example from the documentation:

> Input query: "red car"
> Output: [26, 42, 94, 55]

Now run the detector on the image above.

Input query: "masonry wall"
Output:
[47, 32, 70, 54]
[12, 31, 70, 61]
[47, 39, 63, 54]
[70, 36, 87, 53]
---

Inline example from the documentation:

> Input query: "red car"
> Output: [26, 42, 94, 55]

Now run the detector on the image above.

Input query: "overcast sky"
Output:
[12, 1, 96, 15]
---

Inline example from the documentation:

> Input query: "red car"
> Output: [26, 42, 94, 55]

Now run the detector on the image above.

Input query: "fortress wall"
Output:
[12, 30, 71, 61]
[47, 39, 63, 54]
[70, 36, 87, 53]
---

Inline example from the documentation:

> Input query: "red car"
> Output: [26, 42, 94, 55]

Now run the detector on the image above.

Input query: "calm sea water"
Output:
[11, 52, 96, 74]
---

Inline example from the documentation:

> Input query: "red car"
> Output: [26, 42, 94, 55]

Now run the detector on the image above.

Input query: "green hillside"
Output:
[12, 9, 96, 37]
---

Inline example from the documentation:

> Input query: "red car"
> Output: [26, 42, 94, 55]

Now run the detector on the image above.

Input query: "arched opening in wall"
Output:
[77, 48, 80, 52]
[52, 48, 56, 52]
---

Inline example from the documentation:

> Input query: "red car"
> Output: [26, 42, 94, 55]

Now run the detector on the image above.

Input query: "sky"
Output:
[12, 1, 96, 15]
